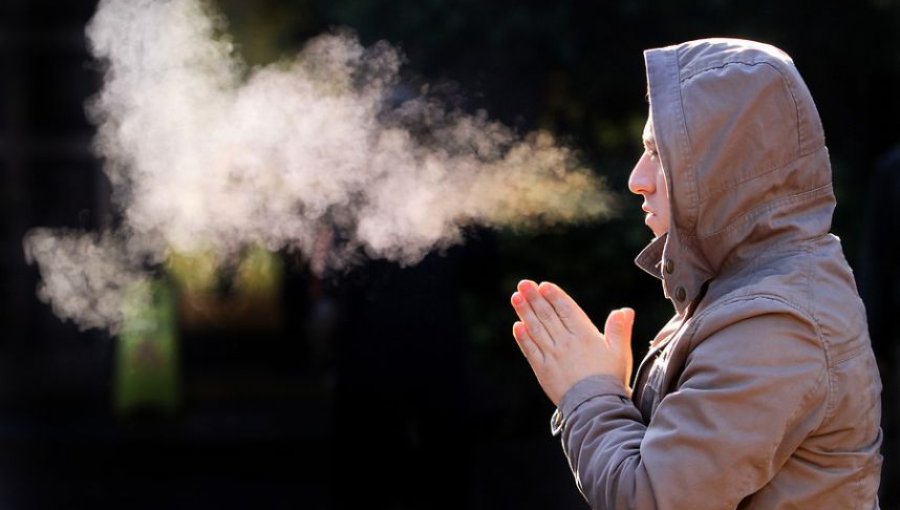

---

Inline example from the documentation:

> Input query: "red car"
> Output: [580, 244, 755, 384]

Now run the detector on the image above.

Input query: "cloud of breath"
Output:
[24, 0, 615, 332]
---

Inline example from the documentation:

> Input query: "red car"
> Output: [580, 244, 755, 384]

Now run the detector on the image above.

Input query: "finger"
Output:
[512, 321, 544, 365]
[516, 279, 538, 294]
[511, 291, 556, 350]
[604, 307, 635, 351]
[537, 281, 590, 334]
[518, 280, 570, 341]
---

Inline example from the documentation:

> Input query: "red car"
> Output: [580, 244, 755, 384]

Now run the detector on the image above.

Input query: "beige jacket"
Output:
[551, 38, 883, 509]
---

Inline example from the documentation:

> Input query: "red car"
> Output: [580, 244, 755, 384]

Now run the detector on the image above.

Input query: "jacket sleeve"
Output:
[555, 310, 828, 510]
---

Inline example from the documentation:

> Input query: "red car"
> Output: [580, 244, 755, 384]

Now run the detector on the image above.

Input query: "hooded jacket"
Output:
[551, 38, 883, 509]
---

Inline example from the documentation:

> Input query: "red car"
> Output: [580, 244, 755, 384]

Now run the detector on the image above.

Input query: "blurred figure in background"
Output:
[859, 145, 900, 508]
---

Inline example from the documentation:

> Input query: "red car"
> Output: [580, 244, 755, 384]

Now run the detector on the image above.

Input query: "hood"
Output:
[635, 38, 835, 315]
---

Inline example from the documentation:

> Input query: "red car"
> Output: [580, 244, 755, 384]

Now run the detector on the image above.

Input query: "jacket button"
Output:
[664, 259, 674, 274]
[675, 287, 687, 301]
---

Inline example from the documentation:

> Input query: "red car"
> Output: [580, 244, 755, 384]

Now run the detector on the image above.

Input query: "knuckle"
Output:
[536, 306, 555, 322]
[532, 329, 552, 347]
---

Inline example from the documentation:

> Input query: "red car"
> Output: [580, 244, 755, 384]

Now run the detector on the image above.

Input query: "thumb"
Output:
[604, 307, 635, 349]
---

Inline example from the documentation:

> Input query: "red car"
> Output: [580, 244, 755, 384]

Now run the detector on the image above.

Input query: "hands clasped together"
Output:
[510, 280, 635, 406]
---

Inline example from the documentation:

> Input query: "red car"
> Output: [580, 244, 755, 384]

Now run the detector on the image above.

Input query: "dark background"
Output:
[2, 0, 899, 508]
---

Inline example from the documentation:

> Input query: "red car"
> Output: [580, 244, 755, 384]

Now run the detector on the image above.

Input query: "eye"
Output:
[646, 148, 659, 160]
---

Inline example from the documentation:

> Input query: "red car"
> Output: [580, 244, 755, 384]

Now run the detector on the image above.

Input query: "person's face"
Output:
[628, 115, 670, 237]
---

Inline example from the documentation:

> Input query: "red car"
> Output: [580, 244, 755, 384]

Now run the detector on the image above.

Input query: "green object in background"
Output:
[233, 245, 283, 296]
[113, 278, 181, 418]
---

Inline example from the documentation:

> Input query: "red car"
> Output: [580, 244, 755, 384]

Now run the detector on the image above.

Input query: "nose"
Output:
[628, 152, 656, 196]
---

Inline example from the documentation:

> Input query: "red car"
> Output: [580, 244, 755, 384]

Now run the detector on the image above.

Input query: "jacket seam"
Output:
[695, 146, 827, 200]
[688, 294, 829, 365]
[680, 59, 776, 84]
[694, 183, 833, 240]
[831, 343, 869, 365]
[800, 243, 839, 421]
[781, 62, 803, 156]
[674, 53, 696, 233]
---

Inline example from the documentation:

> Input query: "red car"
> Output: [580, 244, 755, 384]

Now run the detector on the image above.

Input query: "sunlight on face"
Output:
[627, 114, 670, 237]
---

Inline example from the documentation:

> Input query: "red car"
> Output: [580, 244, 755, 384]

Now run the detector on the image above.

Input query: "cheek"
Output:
[656, 168, 671, 214]
[656, 169, 669, 200]
[656, 165, 669, 199]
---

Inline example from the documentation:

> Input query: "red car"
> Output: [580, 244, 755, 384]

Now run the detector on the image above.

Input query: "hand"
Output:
[510, 279, 634, 406]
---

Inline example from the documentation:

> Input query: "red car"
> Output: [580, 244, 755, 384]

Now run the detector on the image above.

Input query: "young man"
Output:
[510, 38, 883, 509]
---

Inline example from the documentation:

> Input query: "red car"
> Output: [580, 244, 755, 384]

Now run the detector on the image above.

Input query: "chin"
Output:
[648, 224, 667, 238]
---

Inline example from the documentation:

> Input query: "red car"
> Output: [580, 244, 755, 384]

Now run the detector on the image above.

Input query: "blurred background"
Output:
[2, 0, 899, 508]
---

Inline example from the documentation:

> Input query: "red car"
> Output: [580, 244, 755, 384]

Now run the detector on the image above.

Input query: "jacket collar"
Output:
[635, 233, 666, 281]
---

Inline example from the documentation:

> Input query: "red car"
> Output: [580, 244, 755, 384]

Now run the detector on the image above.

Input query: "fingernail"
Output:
[511, 293, 524, 306]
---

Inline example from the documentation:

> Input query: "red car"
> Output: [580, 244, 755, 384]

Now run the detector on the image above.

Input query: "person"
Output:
[509, 38, 883, 509]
